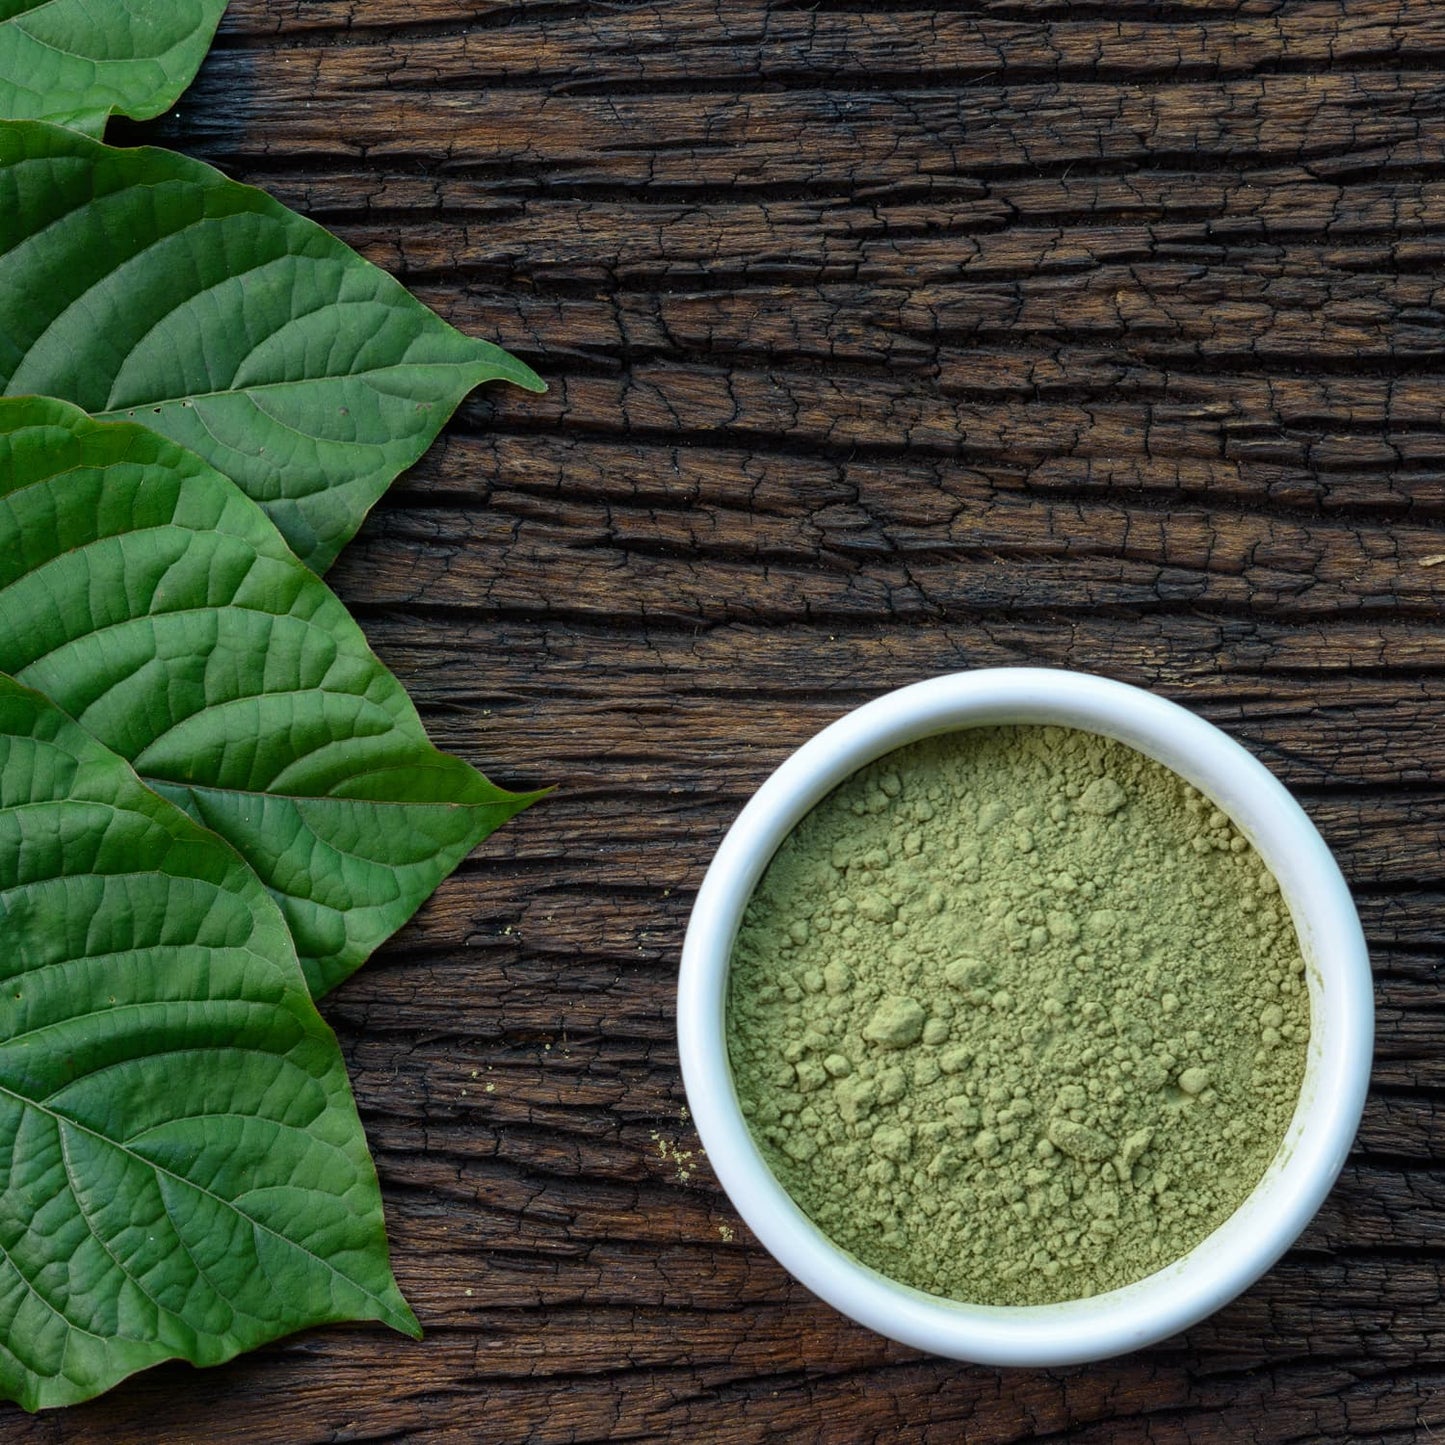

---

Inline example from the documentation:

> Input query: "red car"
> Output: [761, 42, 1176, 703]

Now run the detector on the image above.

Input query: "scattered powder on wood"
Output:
[726, 724, 1311, 1306]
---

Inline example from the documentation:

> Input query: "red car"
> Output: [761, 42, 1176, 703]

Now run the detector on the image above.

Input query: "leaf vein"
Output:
[0, 1079, 396, 1317]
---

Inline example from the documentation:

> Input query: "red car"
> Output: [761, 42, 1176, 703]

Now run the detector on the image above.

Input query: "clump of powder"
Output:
[726, 725, 1311, 1306]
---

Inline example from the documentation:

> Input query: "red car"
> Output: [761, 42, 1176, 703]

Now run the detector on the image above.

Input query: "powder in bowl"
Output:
[725, 723, 1310, 1307]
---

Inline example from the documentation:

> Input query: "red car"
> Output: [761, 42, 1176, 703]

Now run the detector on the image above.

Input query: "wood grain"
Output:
[18, 0, 1445, 1438]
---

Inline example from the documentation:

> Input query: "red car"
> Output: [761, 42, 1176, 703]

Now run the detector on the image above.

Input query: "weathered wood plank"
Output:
[217, 0, 1426, 35]
[390, 428, 1445, 538]
[330, 494, 1445, 624]
[214, 0, 1445, 87]
[439, 364, 1445, 471]
[12, 1273, 1445, 1443]
[385, 275, 1445, 376]
[237, 167, 1445, 262]
[157, 59, 1445, 182]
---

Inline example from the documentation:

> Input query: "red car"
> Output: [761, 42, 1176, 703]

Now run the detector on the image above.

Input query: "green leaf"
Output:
[0, 120, 544, 574]
[0, 1, 230, 137]
[0, 396, 542, 998]
[0, 671, 419, 1412]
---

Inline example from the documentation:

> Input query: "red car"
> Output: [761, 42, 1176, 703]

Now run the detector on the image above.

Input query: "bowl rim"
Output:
[676, 666, 1374, 1366]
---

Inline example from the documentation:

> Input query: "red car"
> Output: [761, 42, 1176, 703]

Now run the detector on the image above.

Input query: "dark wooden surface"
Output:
[13, 0, 1445, 1438]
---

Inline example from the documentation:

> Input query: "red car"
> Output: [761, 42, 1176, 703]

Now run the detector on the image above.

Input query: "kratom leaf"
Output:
[0, 396, 541, 998]
[0, 120, 544, 574]
[0, 671, 420, 1412]
[0, 1, 229, 137]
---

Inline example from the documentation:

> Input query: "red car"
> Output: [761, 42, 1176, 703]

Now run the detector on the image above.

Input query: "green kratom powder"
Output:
[726, 725, 1311, 1306]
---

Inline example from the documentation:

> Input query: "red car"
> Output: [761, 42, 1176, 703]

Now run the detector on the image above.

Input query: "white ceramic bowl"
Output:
[677, 667, 1373, 1365]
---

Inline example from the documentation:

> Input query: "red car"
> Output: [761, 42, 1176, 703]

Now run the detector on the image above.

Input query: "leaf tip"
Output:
[514, 363, 548, 395]
[390, 1299, 425, 1342]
